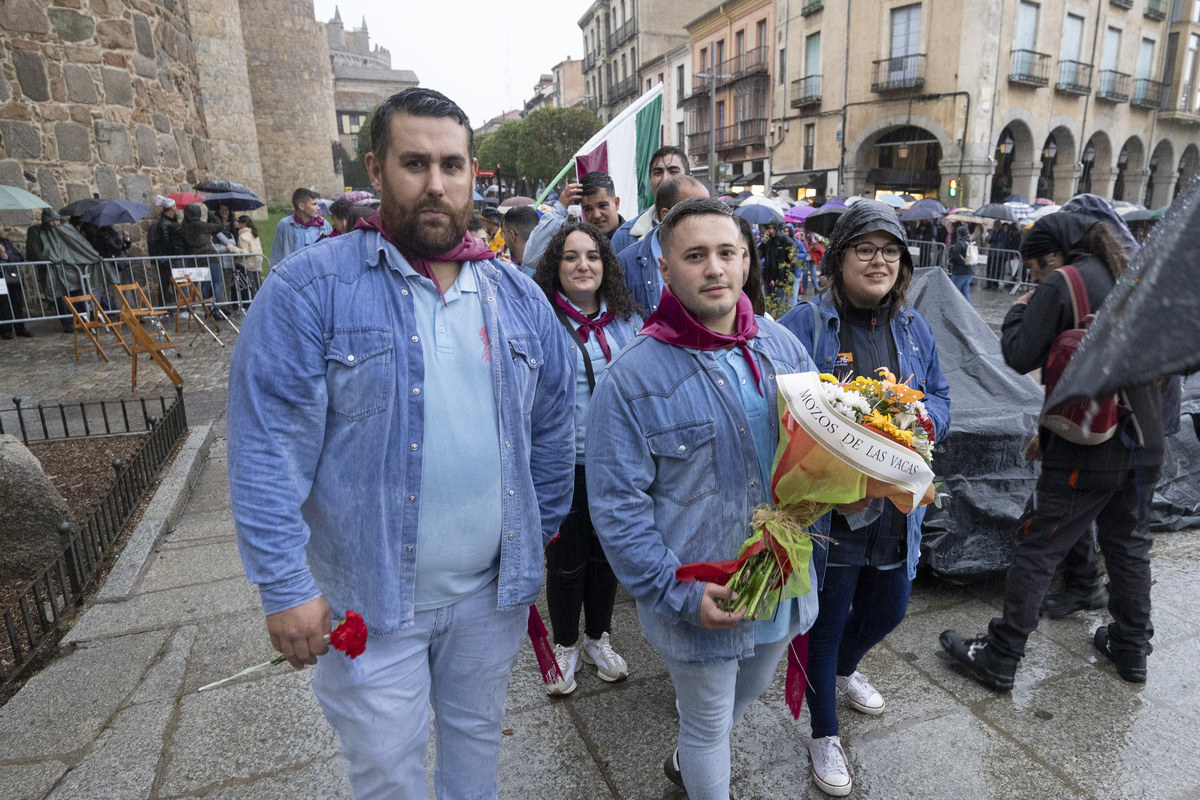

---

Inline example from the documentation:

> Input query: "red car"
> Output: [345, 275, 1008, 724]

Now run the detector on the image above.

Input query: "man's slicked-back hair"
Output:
[503, 205, 540, 238]
[580, 171, 617, 199]
[658, 195, 735, 254]
[650, 145, 690, 175]
[370, 88, 474, 162]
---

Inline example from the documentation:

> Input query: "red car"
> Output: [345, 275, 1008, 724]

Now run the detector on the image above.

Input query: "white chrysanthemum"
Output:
[893, 412, 916, 430]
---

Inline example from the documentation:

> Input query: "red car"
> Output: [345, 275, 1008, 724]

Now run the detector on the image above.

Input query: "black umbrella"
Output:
[203, 192, 265, 212]
[59, 197, 103, 217]
[79, 199, 151, 226]
[1047, 177, 1200, 409]
[974, 203, 1019, 221]
[194, 179, 257, 197]
[803, 203, 847, 237]
[899, 198, 948, 221]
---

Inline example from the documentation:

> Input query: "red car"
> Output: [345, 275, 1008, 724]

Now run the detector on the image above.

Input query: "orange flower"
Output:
[874, 366, 925, 403]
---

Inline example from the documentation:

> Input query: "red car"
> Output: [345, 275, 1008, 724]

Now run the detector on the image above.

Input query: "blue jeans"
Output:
[663, 615, 802, 800]
[805, 564, 912, 738]
[951, 273, 972, 302]
[312, 581, 527, 800]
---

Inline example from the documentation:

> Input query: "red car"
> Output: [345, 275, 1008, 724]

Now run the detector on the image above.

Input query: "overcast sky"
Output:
[312, 1, 590, 128]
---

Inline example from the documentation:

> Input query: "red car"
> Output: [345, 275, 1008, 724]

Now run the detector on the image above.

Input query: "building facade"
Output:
[769, 0, 1200, 207]
[552, 58, 586, 109]
[579, 0, 715, 122]
[327, 9, 419, 158]
[642, 43, 691, 148]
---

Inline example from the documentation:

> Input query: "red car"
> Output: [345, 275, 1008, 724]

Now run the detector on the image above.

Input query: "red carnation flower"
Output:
[918, 414, 936, 442]
[330, 610, 368, 659]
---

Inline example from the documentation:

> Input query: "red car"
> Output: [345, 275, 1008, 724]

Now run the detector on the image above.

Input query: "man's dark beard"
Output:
[383, 198, 474, 258]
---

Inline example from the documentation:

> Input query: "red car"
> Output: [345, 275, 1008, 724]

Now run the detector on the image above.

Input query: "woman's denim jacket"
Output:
[227, 231, 576, 635]
[585, 318, 818, 662]
[777, 293, 951, 588]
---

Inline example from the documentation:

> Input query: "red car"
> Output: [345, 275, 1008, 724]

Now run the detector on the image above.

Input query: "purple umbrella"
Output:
[785, 204, 817, 223]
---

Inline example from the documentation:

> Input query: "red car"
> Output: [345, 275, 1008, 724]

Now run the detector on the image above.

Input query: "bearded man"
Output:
[226, 87, 576, 800]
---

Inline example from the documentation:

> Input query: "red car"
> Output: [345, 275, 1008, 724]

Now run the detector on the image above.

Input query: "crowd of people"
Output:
[223, 87, 1167, 800]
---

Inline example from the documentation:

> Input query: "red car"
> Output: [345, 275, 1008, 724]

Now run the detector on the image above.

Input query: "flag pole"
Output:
[536, 160, 575, 207]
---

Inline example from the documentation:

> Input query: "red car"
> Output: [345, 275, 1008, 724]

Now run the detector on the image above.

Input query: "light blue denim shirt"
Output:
[555, 294, 642, 464]
[270, 215, 332, 266]
[586, 319, 819, 663]
[226, 229, 576, 635]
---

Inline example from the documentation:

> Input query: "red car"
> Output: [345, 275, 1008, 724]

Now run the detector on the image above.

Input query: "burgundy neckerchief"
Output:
[640, 289, 763, 394]
[554, 295, 616, 362]
[294, 212, 327, 229]
[353, 211, 493, 303]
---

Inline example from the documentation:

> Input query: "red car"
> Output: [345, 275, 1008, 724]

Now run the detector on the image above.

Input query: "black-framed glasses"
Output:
[852, 243, 903, 262]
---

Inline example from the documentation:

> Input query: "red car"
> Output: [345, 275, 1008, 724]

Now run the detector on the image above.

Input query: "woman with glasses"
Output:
[778, 200, 950, 797]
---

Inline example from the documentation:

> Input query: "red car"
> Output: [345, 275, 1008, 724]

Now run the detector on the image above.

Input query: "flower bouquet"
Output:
[196, 610, 368, 692]
[676, 368, 938, 622]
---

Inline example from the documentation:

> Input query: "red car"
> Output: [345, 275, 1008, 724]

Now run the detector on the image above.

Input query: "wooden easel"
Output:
[172, 276, 226, 345]
[63, 293, 130, 362]
[120, 308, 182, 391]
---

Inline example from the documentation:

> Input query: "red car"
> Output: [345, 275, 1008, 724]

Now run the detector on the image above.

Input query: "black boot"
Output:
[1041, 582, 1109, 619]
[939, 630, 1018, 691]
[1093, 626, 1147, 683]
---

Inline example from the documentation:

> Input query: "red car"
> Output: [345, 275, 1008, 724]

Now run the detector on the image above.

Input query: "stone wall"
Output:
[238, 0, 341, 202]
[188, 0, 265, 202]
[0, 0, 213, 244]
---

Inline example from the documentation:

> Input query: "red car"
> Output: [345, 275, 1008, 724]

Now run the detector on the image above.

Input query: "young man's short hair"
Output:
[580, 171, 617, 200]
[658, 195, 735, 255]
[291, 188, 320, 209]
[328, 198, 354, 220]
[503, 205, 539, 239]
[468, 215, 488, 235]
[650, 145, 690, 175]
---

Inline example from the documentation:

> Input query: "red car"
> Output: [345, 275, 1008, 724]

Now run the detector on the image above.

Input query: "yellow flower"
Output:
[863, 409, 891, 429]
[819, 373, 839, 384]
[891, 428, 915, 446]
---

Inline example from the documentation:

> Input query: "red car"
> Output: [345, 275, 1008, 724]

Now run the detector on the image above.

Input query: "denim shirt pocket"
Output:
[324, 327, 392, 420]
[507, 334, 542, 417]
[646, 420, 720, 506]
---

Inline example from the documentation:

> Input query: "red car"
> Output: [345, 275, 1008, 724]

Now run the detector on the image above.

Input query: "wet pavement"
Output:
[1, 282, 1197, 799]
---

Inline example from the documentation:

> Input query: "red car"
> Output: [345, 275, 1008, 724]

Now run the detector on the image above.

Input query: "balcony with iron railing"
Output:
[733, 117, 767, 147]
[1109, 0, 1133, 8]
[607, 19, 637, 53]
[1055, 60, 1093, 94]
[582, 51, 597, 72]
[1009, 50, 1051, 87]
[686, 130, 711, 159]
[801, 0, 824, 15]
[871, 54, 926, 92]
[791, 74, 822, 108]
[609, 74, 638, 103]
[1097, 70, 1131, 102]
[1145, 0, 1167, 20]
[1132, 78, 1166, 109]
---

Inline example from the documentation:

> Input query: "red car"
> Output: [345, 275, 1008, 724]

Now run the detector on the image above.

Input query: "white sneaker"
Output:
[581, 632, 629, 682]
[546, 643, 579, 695]
[807, 735, 852, 797]
[836, 671, 885, 715]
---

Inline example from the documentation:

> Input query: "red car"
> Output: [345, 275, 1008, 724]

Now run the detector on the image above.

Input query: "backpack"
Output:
[964, 241, 980, 266]
[1039, 265, 1122, 445]
[146, 218, 166, 257]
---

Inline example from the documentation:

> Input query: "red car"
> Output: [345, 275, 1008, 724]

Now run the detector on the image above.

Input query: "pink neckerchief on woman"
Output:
[554, 295, 616, 361]
[640, 289, 762, 394]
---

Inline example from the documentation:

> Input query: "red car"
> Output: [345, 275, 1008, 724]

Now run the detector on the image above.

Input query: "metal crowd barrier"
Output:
[0, 253, 267, 328]
[974, 246, 1029, 292]
[906, 239, 948, 270]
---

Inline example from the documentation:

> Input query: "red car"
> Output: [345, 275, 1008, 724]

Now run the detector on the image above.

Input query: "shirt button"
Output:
[410, 443, 418, 450]
[412, 388, 420, 394]
[751, 481, 758, 488]
[346, 354, 355, 362]
[402, 289, 409, 295]
[508, 534, 515, 541]
[487, 296, 495, 302]
[768, 373, 775, 379]
[408, 495, 416, 502]
[505, 441, 511, 447]
[740, 428, 747, 434]
[826, 357, 832, 363]
[508, 489, 515, 496]
[530, 358, 537, 365]
[718, 379, 725, 385]
[570, 345, 576, 350]
[411, 335, 419, 342]
[678, 445, 687, 453]
[439, 327, 445, 333]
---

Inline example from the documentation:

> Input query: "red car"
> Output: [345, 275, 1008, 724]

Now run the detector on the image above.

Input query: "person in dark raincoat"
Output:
[25, 208, 116, 331]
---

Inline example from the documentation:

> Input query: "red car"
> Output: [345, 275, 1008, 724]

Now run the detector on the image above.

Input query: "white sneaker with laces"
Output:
[580, 632, 629, 682]
[807, 735, 852, 797]
[836, 670, 885, 715]
[546, 643, 579, 696]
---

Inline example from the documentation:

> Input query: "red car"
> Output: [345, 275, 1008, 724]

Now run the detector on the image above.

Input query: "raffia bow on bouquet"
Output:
[676, 368, 939, 717]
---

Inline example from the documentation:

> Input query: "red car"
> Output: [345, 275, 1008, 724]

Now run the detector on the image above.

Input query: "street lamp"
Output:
[694, 69, 733, 192]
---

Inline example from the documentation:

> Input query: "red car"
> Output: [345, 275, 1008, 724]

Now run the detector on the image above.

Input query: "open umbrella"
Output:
[500, 196, 536, 207]
[876, 193, 907, 209]
[168, 192, 207, 208]
[900, 194, 917, 202]
[843, 195, 868, 206]
[79, 199, 151, 227]
[1006, 194, 1030, 205]
[725, 190, 755, 207]
[335, 190, 375, 203]
[1047, 178, 1200, 409]
[473, 190, 485, 202]
[803, 204, 847, 237]
[0, 185, 51, 211]
[734, 204, 783, 225]
[194, 179, 257, 197]
[785, 204, 817, 223]
[1035, 197, 1056, 205]
[1027, 203, 1062, 222]
[1004, 201, 1036, 220]
[824, 195, 845, 204]
[203, 192, 265, 212]
[899, 198, 948, 221]
[59, 198, 103, 217]
[1150, 204, 1171, 220]
[1121, 208, 1153, 222]
[974, 203, 1020, 221]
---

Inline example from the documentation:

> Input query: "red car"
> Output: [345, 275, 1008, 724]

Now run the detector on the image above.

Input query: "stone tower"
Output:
[237, 0, 341, 203]
[188, 0, 266, 199]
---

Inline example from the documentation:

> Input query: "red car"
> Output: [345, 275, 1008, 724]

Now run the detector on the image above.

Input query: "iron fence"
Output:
[1010, 50, 1051, 87]
[906, 240, 947, 270]
[973, 246, 1029, 291]
[0, 253, 266, 329]
[0, 389, 188, 689]
[871, 54, 926, 92]
[0, 395, 175, 444]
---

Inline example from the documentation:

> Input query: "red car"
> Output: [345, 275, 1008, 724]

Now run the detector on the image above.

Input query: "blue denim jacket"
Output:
[617, 231, 664, 314]
[778, 293, 951, 586]
[585, 319, 818, 662]
[227, 230, 576, 635]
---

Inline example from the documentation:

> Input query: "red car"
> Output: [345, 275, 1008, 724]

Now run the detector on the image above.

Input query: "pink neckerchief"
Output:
[353, 211, 493, 303]
[554, 295, 616, 361]
[294, 212, 327, 229]
[640, 289, 762, 394]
